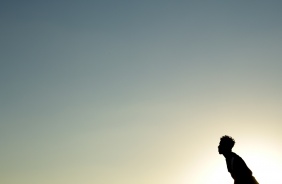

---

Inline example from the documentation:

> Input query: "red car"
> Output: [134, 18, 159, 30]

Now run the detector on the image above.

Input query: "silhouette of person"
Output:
[218, 135, 259, 184]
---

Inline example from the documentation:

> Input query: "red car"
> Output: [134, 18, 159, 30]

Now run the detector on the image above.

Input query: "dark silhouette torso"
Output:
[225, 152, 259, 184]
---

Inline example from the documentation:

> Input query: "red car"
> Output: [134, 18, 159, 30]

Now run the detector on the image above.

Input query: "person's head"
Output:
[218, 135, 235, 155]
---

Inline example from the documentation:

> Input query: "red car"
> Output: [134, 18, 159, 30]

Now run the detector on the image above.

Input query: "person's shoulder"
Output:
[232, 152, 243, 159]
[232, 152, 246, 164]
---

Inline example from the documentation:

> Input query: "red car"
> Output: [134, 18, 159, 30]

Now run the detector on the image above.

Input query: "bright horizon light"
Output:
[200, 139, 282, 184]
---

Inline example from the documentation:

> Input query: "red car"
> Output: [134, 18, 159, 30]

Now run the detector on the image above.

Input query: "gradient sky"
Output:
[1, 1, 282, 184]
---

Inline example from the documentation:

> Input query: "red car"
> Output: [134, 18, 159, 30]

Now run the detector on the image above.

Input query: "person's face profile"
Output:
[218, 141, 228, 154]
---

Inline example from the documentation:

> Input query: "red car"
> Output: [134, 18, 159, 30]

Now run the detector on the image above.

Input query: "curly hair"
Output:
[220, 135, 235, 149]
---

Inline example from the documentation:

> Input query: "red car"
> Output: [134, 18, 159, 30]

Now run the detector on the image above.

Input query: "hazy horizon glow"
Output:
[1, 1, 282, 184]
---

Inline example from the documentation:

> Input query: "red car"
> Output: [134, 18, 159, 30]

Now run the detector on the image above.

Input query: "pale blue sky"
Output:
[1, 1, 282, 184]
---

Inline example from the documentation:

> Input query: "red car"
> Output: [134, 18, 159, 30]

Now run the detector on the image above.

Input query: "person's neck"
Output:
[223, 151, 233, 158]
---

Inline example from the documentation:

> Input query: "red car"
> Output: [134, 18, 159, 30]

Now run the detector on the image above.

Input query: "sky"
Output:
[1, 1, 282, 184]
